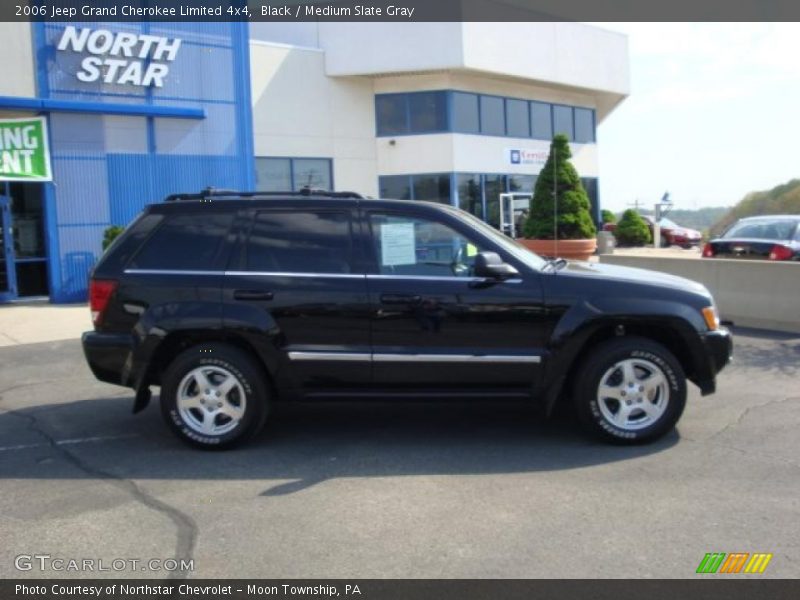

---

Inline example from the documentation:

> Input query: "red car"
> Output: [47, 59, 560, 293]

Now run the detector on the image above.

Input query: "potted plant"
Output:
[519, 134, 597, 260]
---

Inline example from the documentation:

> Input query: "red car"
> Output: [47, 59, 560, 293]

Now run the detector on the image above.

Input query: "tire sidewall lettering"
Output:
[590, 349, 680, 440]
[168, 356, 253, 446]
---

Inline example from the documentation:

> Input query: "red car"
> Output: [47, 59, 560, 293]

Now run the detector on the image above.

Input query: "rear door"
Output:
[223, 204, 371, 393]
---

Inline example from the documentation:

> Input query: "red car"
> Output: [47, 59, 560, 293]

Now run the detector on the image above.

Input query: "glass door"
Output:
[0, 194, 17, 301]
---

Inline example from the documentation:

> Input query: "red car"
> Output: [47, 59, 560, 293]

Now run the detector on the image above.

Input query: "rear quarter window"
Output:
[93, 212, 164, 277]
[129, 212, 234, 271]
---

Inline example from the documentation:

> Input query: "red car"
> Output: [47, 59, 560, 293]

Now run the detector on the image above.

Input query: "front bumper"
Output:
[694, 327, 733, 395]
[82, 331, 134, 387]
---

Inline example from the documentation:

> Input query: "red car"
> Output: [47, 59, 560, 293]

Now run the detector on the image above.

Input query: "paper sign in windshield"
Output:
[380, 222, 416, 266]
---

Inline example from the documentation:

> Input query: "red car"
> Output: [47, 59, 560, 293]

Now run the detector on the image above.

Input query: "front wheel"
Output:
[573, 337, 686, 444]
[160, 343, 269, 449]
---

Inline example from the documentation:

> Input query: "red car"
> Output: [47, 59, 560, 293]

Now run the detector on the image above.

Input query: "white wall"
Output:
[377, 135, 598, 178]
[249, 22, 621, 196]
[0, 23, 35, 97]
[311, 21, 628, 121]
[249, 41, 378, 196]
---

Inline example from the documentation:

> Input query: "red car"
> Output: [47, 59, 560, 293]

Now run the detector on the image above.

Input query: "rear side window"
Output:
[245, 210, 353, 274]
[130, 212, 234, 270]
[723, 219, 798, 241]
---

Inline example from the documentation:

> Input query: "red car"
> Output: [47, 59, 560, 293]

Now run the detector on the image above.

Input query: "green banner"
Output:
[0, 117, 52, 182]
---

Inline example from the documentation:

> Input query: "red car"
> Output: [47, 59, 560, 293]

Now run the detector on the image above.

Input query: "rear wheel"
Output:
[160, 343, 269, 449]
[573, 337, 686, 444]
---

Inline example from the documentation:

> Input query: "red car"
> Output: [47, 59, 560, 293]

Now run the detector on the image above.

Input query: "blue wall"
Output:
[33, 22, 254, 302]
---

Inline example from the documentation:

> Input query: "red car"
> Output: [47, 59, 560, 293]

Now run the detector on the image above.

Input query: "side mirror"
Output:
[474, 251, 519, 280]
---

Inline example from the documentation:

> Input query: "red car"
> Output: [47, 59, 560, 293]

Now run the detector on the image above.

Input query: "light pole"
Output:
[653, 191, 672, 248]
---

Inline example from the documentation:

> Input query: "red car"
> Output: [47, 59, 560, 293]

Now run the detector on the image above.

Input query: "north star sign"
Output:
[56, 26, 182, 88]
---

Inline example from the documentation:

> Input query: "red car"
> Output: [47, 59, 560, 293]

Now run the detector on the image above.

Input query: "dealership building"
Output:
[0, 21, 629, 303]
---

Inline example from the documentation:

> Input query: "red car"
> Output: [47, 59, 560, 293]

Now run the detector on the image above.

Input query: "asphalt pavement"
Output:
[0, 328, 798, 579]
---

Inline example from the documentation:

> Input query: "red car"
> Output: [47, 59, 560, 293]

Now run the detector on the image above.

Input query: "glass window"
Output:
[505, 99, 530, 138]
[456, 174, 483, 219]
[246, 211, 353, 274]
[724, 219, 800, 241]
[483, 175, 507, 229]
[375, 95, 408, 136]
[292, 158, 332, 191]
[530, 102, 552, 140]
[574, 108, 595, 143]
[553, 105, 574, 140]
[379, 175, 411, 200]
[581, 177, 599, 224]
[412, 173, 451, 204]
[369, 214, 485, 278]
[255, 158, 291, 192]
[508, 175, 536, 194]
[408, 92, 447, 133]
[479, 95, 505, 136]
[452, 92, 479, 134]
[131, 213, 234, 270]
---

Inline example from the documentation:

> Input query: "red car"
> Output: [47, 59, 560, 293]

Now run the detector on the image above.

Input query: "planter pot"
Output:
[516, 238, 597, 261]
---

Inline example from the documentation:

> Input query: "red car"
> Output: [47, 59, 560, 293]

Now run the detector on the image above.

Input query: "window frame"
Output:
[552, 104, 575, 141]
[478, 94, 506, 136]
[255, 156, 334, 193]
[128, 210, 235, 272]
[574, 107, 596, 143]
[237, 207, 357, 276]
[363, 208, 496, 279]
[505, 98, 531, 138]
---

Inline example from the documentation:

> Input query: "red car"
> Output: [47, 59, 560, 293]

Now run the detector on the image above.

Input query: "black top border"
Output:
[5, 0, 800, 22]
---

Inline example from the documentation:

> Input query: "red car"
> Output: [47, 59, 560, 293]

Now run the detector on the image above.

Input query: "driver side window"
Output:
[369, 213, 485, 277]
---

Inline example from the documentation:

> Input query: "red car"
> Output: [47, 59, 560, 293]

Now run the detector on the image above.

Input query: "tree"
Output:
[102, 225, 125, 251]
[601, 209, 617, 224]
[522, 134, 597, 240]
[615, 209, 652, 246]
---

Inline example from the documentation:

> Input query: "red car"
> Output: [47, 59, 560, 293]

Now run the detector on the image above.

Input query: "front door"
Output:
[0, 195, 17, 301]
[364, 208, 548, 394]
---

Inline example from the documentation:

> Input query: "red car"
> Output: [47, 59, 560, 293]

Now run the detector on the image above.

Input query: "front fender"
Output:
[541, 297, 708, 413]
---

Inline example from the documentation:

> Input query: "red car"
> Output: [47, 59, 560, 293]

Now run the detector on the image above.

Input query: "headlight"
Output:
[701, 305, 720, 331]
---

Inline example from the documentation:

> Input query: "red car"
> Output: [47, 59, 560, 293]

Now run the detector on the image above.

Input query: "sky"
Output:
[593, 23, 800, 213]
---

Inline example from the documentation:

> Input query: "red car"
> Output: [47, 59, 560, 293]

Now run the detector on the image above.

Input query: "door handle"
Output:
[380, 294, 422, 305]
[233, 290, 274, 301]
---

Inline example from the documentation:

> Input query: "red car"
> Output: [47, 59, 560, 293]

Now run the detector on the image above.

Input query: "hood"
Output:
[672, 227, 702, 238]
[560, 261, 709, 295]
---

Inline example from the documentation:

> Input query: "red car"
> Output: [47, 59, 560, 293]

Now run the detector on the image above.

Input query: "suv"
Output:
[83, 190, 732, 449]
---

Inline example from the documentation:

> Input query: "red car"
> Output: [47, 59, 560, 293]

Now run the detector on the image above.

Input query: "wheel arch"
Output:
[544, 317, 699, 415]
[133, 330, 277, 413]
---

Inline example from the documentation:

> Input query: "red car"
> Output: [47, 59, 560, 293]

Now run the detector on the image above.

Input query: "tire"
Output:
[160, 343, 269, 449]
[573, 336, 686, 444]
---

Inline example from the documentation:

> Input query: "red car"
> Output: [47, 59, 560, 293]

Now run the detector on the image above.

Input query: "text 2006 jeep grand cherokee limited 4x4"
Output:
[82, 190, 732, 449]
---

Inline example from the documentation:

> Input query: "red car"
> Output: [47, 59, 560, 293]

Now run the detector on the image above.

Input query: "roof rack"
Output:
[164, 186, 363, 202]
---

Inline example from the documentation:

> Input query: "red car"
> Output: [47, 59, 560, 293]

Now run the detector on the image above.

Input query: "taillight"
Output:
[701, 243, 715, 258]
[768, 244, 793, 261]
[89, 279, 118, 326]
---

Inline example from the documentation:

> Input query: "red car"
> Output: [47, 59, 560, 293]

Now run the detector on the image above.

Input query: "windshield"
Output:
[657, 217, 679, 228]
[723, 219, 799, 241]
[443, 206, 548, 271]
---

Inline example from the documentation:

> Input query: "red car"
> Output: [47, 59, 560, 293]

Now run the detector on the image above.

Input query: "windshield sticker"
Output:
[380, 222, 416, 266]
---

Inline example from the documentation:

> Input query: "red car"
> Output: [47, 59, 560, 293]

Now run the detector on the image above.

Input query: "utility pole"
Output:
[627, 198, 644, 212]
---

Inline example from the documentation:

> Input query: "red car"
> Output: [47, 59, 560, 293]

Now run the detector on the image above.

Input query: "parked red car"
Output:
[642, 216, 703, 248]
[603, 215, 703, 248]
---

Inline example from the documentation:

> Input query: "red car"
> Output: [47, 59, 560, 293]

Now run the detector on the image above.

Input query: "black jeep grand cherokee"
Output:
[83, 190, 732, 449]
